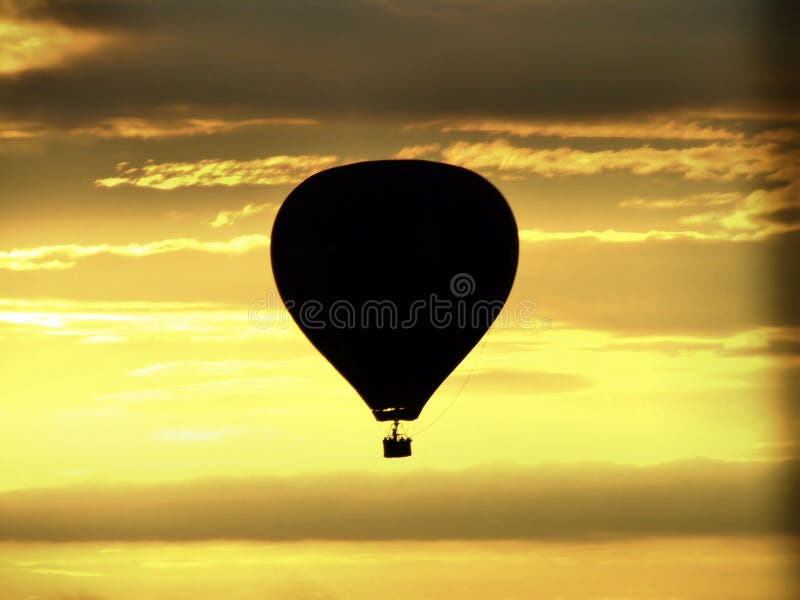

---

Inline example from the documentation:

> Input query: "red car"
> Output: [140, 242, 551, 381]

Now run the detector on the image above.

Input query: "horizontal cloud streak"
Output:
[435, 115, 747, 141]
[439, 139, 788, 181]
[0, 115, 317, 141]
[0, 460, 793, 542]
[0, 234, 267, 271]
[72, 116, 318, 139]
[96, 155, 338, 190]
[618, 192, 741, 210]
[519, 229, 724, 243]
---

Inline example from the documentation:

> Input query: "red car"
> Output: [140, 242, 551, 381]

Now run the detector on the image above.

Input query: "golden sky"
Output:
[1, 1, 798, 598]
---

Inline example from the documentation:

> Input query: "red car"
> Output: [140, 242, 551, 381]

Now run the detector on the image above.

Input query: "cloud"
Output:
[210, 202, 273, 228]
[439, 139, 788, 182]
[0, 460, 793, 542]
[433, 114, 746, 141]
[761, 206, 800, 226]
[755, 128, 800, 143]
[519, 229, 723, 243]
[0, 115, 318, 141]
[95, 155, 338, 190]
[678, 183, 800, 240]
[70, 116, 318, 139]
[0, 14, 111, 75]
[394, 143, 441, 159]
[0, 234, 267, 271]
[25, 568, 103, 578]
[618, 192, 741, 210]
[0, 119, 44, 138]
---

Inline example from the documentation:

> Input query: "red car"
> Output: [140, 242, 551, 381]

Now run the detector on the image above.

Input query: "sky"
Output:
[1, 1, 799, 598]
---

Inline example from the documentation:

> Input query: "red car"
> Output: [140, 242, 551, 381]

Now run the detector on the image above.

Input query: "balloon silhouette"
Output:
[270, 160, 518, 457]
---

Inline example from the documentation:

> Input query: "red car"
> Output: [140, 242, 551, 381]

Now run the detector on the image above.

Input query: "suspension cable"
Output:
[411, 335, 489, 437]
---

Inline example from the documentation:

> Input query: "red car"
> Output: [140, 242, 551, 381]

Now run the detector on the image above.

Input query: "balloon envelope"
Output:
[270, 160, 518, 421]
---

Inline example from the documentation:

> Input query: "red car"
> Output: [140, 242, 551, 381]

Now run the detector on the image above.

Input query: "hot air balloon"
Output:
[270, 160, 518, 457]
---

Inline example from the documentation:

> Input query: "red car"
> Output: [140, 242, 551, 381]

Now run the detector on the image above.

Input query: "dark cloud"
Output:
[768, 230, 800, 329]
[4, 0, 141, 29]
[1, 0, 797, 125]
[0, 460, 794, 542]
[761, 206, 800, 226]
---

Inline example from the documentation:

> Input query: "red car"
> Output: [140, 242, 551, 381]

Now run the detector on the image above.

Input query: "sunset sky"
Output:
[1, 1, 798, 598]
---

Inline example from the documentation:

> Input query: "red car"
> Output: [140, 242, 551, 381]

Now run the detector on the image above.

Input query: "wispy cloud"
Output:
[95, 155, 338, 190]
[72, 116, 318, 139]
[437, 139, 790, 181]
[1, 116, 318, 141]
[0, 234, 267, 271]
[433, 115, 744, 141]
[618, 192, 741, 210]
[210, 203, 273, 228]
[520, 229, 722, 243]
[25, 568, 103, 578]
[615, 185, 800, 241]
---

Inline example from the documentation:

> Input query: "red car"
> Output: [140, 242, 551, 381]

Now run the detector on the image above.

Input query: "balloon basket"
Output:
[383, 436, 412, 458]
[383, 420, 412, 458]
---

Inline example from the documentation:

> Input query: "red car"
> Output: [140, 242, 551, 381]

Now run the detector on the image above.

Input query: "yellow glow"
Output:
[0, 294, 788, 490]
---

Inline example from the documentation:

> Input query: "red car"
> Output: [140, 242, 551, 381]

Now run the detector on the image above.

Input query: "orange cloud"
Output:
[618, 192, 741, 210]
[1, 116, 318, 141]
[0, 234, 268, 271]
[71, 116, 318, 139]
[679, 183, 800, 240]
[407, 107, 800, 142]
[523, 183, 800, 244]
[96, 155, 338, 189]
[519, 229, 723, 243]
[0, 16, 110, 75]
[439, 139, 788, 181]
[437, 116, 743, 141]
[0, 120, 44, 139]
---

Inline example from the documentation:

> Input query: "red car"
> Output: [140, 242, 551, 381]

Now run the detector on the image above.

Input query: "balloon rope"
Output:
[412, 335, 489, 437]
